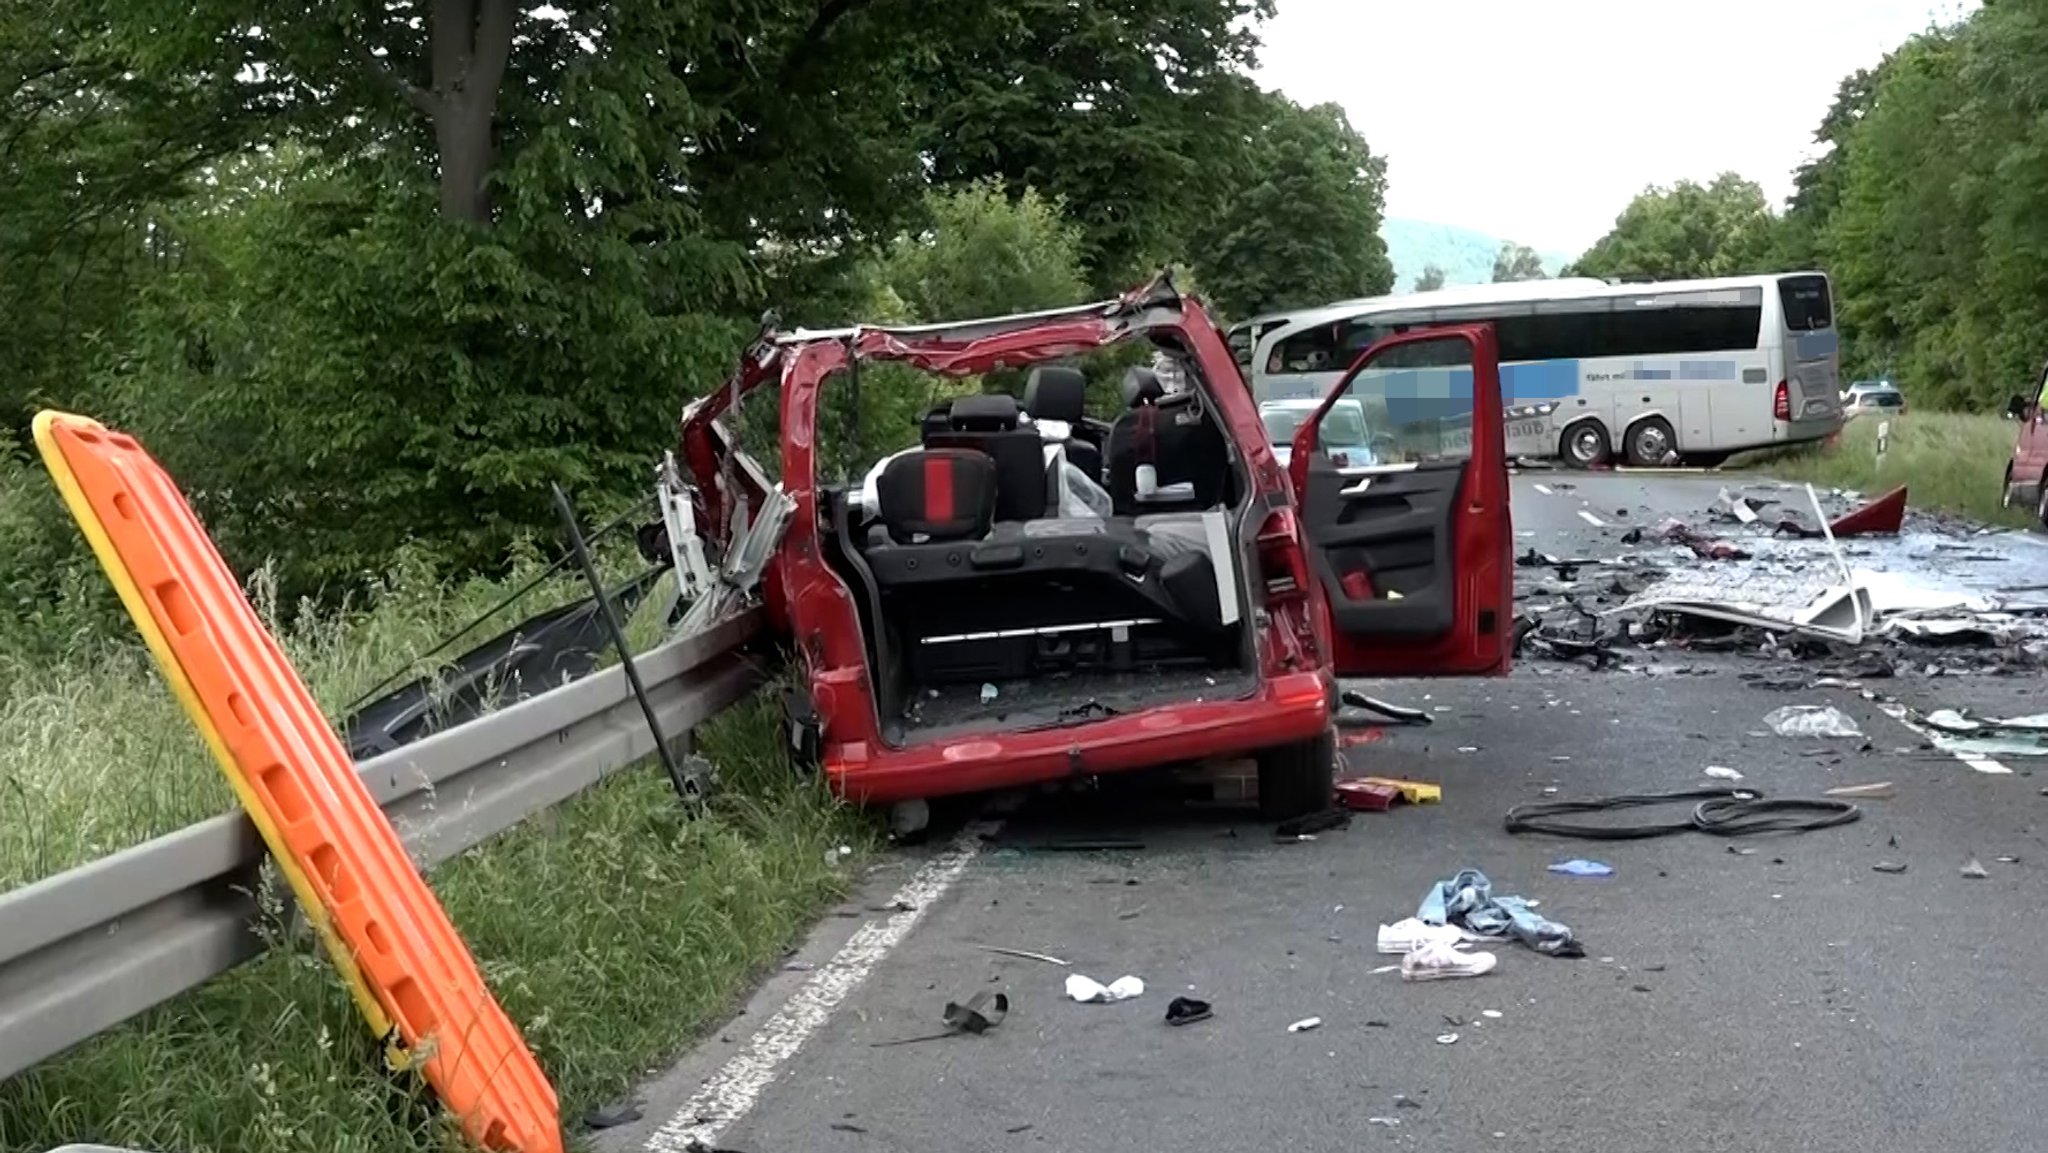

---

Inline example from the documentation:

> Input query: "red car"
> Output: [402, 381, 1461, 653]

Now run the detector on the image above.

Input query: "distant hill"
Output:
[1381, 218, 1575, 291]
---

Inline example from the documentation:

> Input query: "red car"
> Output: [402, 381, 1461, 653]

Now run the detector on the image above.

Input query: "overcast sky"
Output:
[1253, 0, 1979, 256]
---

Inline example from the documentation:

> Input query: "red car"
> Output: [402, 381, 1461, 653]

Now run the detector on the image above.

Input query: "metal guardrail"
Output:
[0, 610, 764, 1082]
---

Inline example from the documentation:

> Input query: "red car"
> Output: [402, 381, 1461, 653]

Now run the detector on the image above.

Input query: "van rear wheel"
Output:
[1257, 727, 1338, 822]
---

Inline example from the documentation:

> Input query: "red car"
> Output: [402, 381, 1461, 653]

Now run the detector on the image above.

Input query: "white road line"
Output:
[1532, 483, 1554, 496]
[643, 828, 989, 1153]
[1576, 510, 1605, 528]
[1876, 702, 2012, 775]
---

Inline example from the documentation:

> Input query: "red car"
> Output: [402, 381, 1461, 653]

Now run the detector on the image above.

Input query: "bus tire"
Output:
[1623, 417, 1678, 467]
[1559, 421, 1611, 470]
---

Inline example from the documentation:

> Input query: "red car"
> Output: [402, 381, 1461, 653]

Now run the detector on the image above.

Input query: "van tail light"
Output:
[1254, 508, 1309, 604]
[1773, 380, 1791, 422]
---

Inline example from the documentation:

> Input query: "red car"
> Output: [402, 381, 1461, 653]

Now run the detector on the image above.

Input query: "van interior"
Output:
[815, 354, 1261, 744]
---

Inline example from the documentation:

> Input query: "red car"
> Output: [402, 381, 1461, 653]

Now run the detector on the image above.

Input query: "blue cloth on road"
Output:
[1417, 868, 1585, 958]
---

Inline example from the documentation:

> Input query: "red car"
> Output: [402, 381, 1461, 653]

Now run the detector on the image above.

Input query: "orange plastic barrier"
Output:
[34, 411, 562, 1153]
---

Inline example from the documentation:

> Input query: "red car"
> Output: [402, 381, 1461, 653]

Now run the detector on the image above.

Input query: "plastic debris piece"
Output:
[1164, 996, 1212, 1026]
[1704, 765, 1743, 781]
[1961, 859, 1989, 879]
[976, 945, 1069, 966]
[1335, 778, 1402, 812]
[1764, 705, 1864, 738]
[1436, 1032, 1460, 1045]
[1547, 858, 1614, 877]
[1066, 974, 1144, 1003]
[1352, 776, 1443, 804]
[1481, 1009, 1504, 1019]
[1367, 1117, 1402, 1128]
[1872, 861, 1908, 874]
[979, 682, 999, 704]
[1288, 1016, 1322, 1033]
[1825, 782, 1895, 799]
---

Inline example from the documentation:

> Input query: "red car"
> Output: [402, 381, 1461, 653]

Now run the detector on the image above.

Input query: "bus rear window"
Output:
[1778, 275, 1833, 331]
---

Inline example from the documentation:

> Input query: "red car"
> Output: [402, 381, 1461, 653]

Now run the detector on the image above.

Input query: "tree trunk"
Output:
[425, 0, 515, 224]
[434, 106, 495, 223]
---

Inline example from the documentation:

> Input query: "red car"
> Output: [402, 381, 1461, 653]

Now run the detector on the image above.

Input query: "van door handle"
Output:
[1340, 478, 1374, 497]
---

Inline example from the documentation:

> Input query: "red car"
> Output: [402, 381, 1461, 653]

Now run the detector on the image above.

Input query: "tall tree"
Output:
[1190, 95, 1393, 321]
[1491, 242, 1547, 283]
[1567, 173, 1781, 281]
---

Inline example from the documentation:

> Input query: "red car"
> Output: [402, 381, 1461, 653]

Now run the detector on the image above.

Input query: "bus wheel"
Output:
[1559, 421, 1610, 469]
[1624, 417, 1677, 467]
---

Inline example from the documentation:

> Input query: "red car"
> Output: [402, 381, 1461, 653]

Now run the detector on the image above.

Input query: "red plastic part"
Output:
[1827, 484, 1907, 537]
[1334, 779, 1401, 812]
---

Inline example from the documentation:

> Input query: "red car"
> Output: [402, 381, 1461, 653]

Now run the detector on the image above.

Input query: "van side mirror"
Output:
[2007, 395, 2031, 421]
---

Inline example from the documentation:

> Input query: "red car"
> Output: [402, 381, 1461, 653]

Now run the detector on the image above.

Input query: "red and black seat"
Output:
[876, 448, 998, 543]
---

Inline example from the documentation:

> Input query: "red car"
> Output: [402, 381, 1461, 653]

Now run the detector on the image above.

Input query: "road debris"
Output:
[1704, 765, 1744, 781]
[1416, 868, 1584, 958]
[1066, 974, 1144, 1003]
[1436, 1032, 1460, 1045]
[1826, 782, 1896, 799]
[1919, 709, 2048, 758]
[870, 990, 1011, 1047]
[1288, 1016, 1323, 1033]
[1165, 996, 1213, 1026]
[1401, 941, 1499, 980]
[1872, 861, 1908, 874]
[1340, 689, 1433, 725]
[1547, 858, 1614, 877]
[1506, 787, 1861, 840]
[1961, 859, 1990, 879]
[1764, 705, 1863, 738]
[976, 945, 1069, 966]
[1378, 917, 1486, 954]
[1367, 1117, 1402, 1128]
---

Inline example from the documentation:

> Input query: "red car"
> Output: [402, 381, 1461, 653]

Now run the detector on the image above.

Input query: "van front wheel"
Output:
[1257, 727, 1338, 822]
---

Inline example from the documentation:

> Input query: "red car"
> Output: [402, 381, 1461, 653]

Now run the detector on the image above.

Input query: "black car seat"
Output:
[1105, 366, 1229, 516]
[922, 393, 1049, 522]
[1022, 366, 1107, 481]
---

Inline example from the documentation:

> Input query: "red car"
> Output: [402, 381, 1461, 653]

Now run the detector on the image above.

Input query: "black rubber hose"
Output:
[1505, 787, 1860, 840]
[1504, 788, 1740, 840]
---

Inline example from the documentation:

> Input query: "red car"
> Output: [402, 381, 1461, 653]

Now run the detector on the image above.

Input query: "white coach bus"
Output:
[1227, 273, 1844, 468]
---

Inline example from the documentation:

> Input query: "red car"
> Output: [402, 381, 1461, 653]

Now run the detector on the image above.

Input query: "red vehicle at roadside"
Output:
[669, 276, 1513, 820]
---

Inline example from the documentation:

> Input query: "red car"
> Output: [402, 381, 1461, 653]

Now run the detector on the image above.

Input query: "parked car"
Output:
[2001, 365, 2048, 524]
[1260, 397, 1381, 470]
[662, 275, 1515, 822]
[1841, 379, 1905, 418]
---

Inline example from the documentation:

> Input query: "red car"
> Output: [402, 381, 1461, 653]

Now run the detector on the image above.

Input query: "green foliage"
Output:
[1566, 173, 1784, 281]
[1192, 96, 1394, 321]
[1412, 264, 1447, 292]
[877, 181, 1090, 323]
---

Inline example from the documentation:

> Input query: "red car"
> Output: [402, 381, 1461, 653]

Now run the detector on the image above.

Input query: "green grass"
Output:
[0, 547, 873, 1153]
[1732, 411, 2035, 529]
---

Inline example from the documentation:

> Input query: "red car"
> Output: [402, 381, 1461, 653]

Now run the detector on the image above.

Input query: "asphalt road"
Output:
[596, 472, 2048, 1153]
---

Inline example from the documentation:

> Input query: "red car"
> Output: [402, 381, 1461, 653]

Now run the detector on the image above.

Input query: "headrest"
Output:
[948, 393, 1021, 431]
[1121, 366, 1165, 408]
[1023, 366, 1089, 423]
[876, 449, 998, 544]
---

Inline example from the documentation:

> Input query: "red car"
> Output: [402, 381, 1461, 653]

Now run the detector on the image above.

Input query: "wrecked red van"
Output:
[666, 276, 1514, 820]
